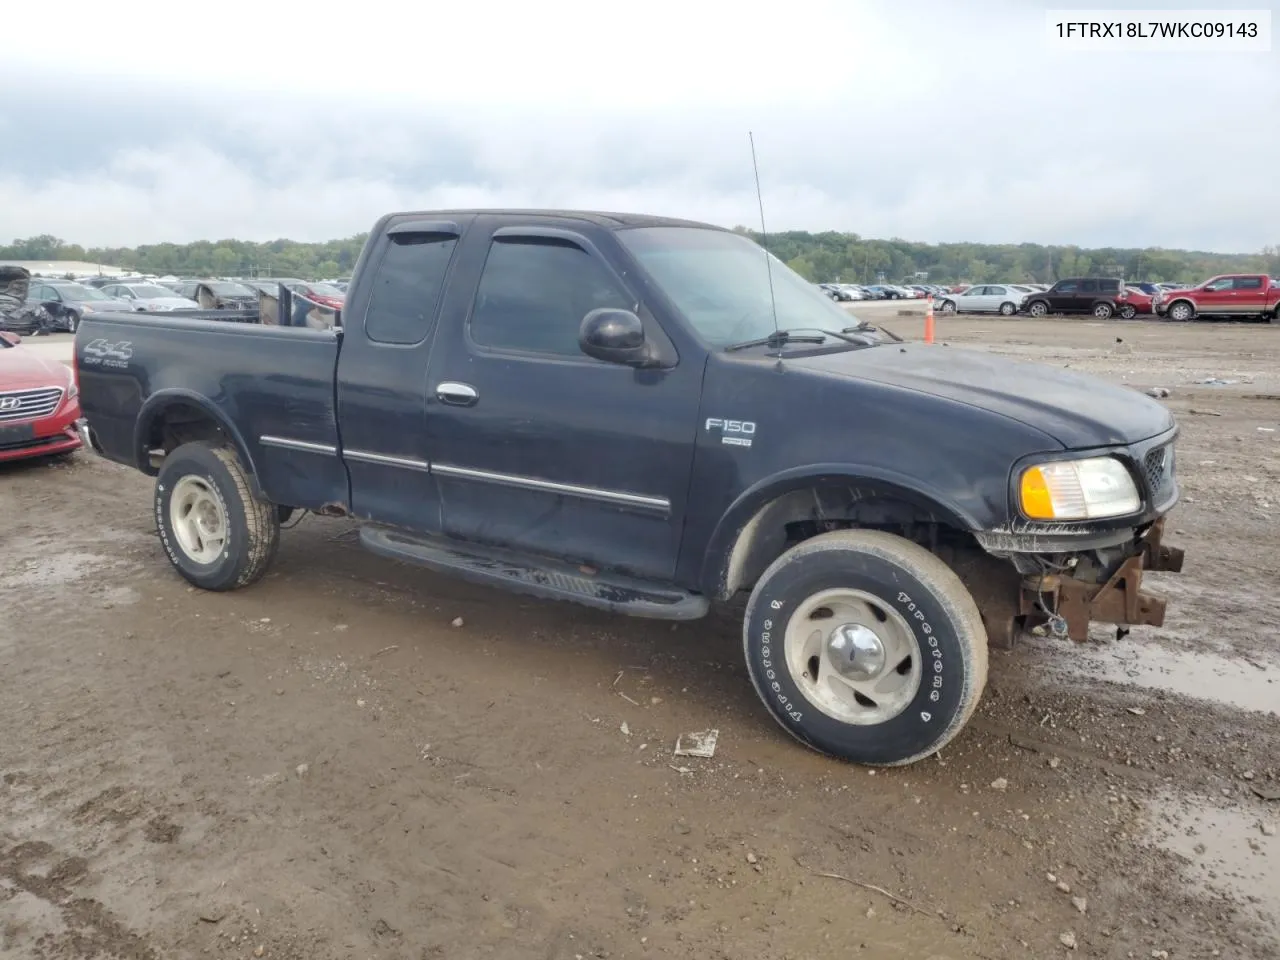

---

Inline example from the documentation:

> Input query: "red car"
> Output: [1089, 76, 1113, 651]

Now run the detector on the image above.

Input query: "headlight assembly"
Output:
[1019, 456, 1140, 520]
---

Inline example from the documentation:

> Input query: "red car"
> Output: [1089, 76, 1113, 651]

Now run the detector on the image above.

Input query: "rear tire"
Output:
[742, 530, 989, 767]
[1093, 302, 1114, 320]
[155, 441, 279, 591]
[998, 302, 1016, 316]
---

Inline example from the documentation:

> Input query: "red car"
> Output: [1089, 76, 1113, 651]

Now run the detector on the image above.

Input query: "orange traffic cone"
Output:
[924, 295, 935, 343]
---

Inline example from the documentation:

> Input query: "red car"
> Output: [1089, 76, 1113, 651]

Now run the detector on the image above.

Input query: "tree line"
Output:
[3, 230, 1277, 285]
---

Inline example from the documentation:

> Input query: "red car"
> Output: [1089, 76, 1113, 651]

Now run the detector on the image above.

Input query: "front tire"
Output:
[155, 441, 280, 591]
[1119, 305, 1137, 320]
[1168, 301, 1195, 322]
[1028, 300, 1049, 318]
[939, 300, 957, 314]
[742, 530, 989, 766]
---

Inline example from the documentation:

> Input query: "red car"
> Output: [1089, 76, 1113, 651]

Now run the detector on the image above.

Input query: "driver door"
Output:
[421, 217, 703, 581]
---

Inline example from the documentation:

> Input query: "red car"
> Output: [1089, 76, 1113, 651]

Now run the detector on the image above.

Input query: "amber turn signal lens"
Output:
[1020, 466, 1056, 520]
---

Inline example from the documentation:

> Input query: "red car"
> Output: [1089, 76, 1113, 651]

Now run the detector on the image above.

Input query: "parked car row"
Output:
[934, 275, 1279, 322]
[0, 274, 351, 334]
[817, 282, 952, 301]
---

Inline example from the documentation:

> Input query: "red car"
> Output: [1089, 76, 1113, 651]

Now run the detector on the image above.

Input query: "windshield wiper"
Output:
[725, 327, 861, 352]
[843, 322, 904, 343]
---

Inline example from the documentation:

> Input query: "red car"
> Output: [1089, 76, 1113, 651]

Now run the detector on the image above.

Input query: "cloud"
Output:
[1, 0, 1275, 251]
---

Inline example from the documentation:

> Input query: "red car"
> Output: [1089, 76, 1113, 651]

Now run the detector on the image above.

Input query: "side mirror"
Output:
[0, 331, 21, 345]
[579, 308, 651, 366]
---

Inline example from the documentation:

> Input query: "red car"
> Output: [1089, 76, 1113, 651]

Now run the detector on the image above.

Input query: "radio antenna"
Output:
[748, 131, 780, 337]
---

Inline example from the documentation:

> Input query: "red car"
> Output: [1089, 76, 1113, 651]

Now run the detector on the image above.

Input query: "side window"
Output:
[469, 237, 631, 357]
[1079, 279, 1099, 294]
[988, 286, 1006, 296]
[964, 286, 984, 296]
[1099, 279, 1119, 293]
[1204, 278, 1233, 292]
[1235, 277, 1263, 290]
[364, 232, 458, 345]
[1056, 281, 1078, 294]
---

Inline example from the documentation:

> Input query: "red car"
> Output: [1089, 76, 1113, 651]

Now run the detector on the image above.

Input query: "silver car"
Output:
[936, 284, 1028, 316]
[100, 283, 201, 312]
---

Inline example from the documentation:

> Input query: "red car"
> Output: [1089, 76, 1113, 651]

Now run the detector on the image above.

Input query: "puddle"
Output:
[1043, 637, 1279, 715]
[1143, 792, 1280, 917]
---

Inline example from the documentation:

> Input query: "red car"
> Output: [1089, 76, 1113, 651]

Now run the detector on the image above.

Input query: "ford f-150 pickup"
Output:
[1155, 274, 1280, 322]
[74, 209, 1186, 767]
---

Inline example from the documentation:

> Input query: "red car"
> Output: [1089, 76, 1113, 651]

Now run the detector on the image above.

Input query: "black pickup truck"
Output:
[74, 209, 1185, 767]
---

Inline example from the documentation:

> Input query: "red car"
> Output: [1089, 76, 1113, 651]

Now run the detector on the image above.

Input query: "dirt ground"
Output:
[2, 317, 1278, 960]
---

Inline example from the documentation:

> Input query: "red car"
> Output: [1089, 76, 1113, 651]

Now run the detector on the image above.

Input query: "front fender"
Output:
[133, 388, 258, 482]
[699, 463, 988, 600]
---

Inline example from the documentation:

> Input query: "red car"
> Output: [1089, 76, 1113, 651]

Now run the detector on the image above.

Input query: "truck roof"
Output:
[382, 209, 727, 231]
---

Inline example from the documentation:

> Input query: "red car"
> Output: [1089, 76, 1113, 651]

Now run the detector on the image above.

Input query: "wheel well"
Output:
[720, 483, 980, 600]
[142, 402, 246, 474]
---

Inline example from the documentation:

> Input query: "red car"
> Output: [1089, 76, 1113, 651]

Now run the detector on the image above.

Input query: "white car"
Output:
[836, 284, 868, 300]
[100, 283, 201, 312]
[936, 284, 1028, 316]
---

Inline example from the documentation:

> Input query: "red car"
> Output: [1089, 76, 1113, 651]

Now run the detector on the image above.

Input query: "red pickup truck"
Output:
[1155, 274, 1280, 322]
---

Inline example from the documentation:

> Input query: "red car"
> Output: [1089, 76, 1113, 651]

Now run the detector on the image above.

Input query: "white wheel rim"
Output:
[169, 476, 227, 564]
[783, 588, 923, 726]
[1031, 303, 1046, 316]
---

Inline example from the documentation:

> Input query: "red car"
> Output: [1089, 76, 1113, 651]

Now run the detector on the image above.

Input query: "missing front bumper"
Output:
[1021, 517, 1185, 642]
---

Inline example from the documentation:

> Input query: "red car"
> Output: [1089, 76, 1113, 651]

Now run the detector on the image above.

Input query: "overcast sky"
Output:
[2, 0, 1276, 251]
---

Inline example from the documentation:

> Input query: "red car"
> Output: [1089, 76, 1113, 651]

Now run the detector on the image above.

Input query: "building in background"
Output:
[0, 261, 131, 280]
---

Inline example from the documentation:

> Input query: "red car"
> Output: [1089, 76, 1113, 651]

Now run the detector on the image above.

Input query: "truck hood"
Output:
[793, 342, 1174, 449]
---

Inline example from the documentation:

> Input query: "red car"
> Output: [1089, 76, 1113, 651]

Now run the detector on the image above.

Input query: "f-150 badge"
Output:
[705, 418, 755, 448]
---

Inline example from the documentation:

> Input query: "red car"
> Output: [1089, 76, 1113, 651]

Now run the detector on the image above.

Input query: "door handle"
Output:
[436, 381, 478, 406]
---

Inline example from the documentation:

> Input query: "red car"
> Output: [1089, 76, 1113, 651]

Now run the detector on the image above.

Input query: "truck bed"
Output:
[76, 311, 347, 511]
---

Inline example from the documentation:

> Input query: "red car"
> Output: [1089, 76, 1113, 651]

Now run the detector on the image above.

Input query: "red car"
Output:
[1119, 286, 1155, 318]
[0, 331, 83, 462]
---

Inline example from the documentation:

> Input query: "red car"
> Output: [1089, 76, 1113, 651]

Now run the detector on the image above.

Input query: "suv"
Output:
[1023, 278, 1128, 320]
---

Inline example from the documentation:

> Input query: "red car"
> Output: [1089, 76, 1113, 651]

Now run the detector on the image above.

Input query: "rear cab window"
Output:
[364, 231, 459, 345]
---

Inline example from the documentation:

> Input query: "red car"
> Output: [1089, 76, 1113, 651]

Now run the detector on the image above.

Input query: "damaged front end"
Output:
[953, 517, 1185, 647]
[956, 428, 1186, 647]
[1017, 517, 1184, 642]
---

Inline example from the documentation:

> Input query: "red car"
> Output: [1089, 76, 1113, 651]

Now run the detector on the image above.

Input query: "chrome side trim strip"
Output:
[259, 435, 338, 455]
[344, 448, 430, 472]
[431, 463, 670, 512]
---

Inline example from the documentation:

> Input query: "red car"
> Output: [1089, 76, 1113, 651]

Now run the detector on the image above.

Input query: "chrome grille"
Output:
[1143, 444, 1173, 496]
[0, 387, 64, 422]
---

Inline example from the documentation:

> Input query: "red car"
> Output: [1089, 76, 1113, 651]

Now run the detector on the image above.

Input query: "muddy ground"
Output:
[2, 317, 1278, 960]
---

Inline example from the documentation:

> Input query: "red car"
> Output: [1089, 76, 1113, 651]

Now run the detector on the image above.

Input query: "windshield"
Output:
[56, 283, 111, 301]
[129, 284, 178, 299]
[616, 227, 861, 346]
[206, 281, 254, 296]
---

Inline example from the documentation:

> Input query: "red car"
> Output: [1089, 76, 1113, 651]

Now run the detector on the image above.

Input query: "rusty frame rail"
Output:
[1020, 517, 1185, 642]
